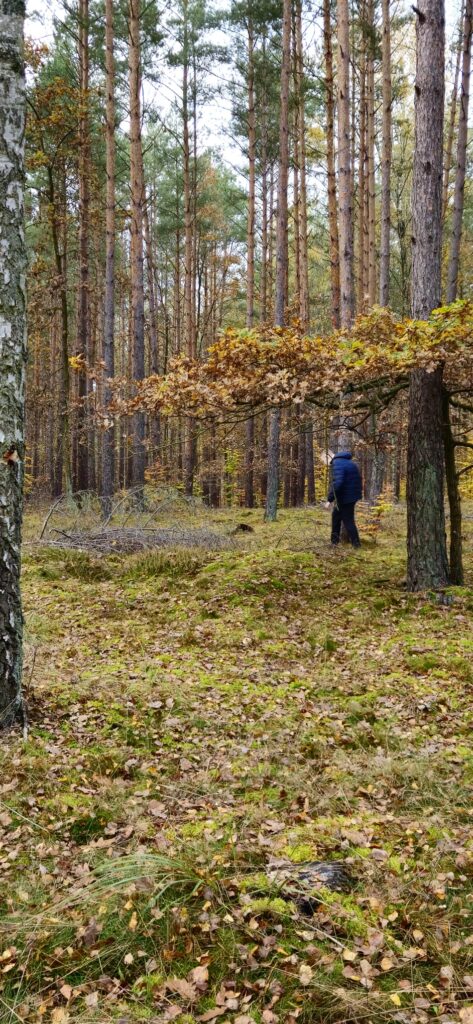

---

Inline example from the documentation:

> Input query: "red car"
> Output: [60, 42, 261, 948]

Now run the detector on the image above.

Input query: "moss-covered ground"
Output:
[1, 504, 473, 1023]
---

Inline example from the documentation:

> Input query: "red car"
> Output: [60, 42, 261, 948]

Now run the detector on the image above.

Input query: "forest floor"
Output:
[1, 502, 473, 1024]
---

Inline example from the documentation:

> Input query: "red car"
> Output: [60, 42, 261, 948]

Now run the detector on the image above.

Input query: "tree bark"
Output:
[407, 0, 449, 591]
[76, 0, 90, 492]
[442, 0, 472, 582]
[245, 19, 256, 508]
[367, 0, 376, 307]
[0, 0, 27, 726]
[379, 0, 392, 306]
[442, 2, 464, 223]
[295, 0, 309, 332]
[446, 0, 472, 303]
[182, 0, 196, 495]
[324, 0, 341, 328]
[336, 0, 355, 327]
[442, 389, 463, 584]
[265, 0, 291, 522]
[102, 0, 115, 518]
[129, 0, 146, 494]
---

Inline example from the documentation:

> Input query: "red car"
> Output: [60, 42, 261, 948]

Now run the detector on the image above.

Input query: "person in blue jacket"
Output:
[325, 451, 362, 547]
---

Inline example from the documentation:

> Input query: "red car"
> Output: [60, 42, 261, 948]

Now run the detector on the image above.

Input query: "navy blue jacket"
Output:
[327, 452, 362, 506]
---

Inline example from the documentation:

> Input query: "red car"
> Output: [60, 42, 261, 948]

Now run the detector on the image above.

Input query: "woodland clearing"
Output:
[0, 504, 472, 1023]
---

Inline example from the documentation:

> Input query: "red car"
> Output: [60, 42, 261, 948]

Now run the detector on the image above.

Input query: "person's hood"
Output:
[332, 451, 353, 461]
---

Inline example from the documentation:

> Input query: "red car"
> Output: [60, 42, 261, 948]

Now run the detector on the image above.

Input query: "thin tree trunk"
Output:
[407, 0, 449, 591]
[324, 0, 341, 327]
[129, 0, 146, 494]
[265, 0, 291, 522]
[446, 0, 472, 303]
[245, 19, 256, 508]
[357, 17, 367, 312]
[102, 0, 115, 518]
[442, 389, 463, 584]
[336, 0, 355, 327]
[442, 0, 472, 582]
[76, 0, 90, 492]
[143, 197, 161, 452]
[379, 0, 392, 305]
[442, 2, 464, 223]
[367, 0, 376, 307]
[46, 164, 72, 494]
[306, 421, 315, 503]
[295, 0, 310, 332]
[182, 2, 196, 495]
[0, 0, 27, 726]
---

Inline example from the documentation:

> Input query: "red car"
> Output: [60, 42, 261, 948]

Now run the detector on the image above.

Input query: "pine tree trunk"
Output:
[367, 0, 376, 307]
[0, 0, 26, 726]
[357, 17, 367, 313]
[379, 0, 392, 305]
[76, 0, 90, 492]
[295, 0, 310, 332]
[336, 0, 355, 327]
[102, 0, 115, 518]
[446, 0, 472, 303]
[324, 0, 341, 328]
[143, 197, 161, 453]
[442, 2, 464, 223]
[129, 0, 146, 494]
[442, 389, 463, 584]
[265, 0, 291, 522]
[182, 2, 196, 495]
[442, 0, 472, 581]
[407, 0, 449, 591]
[245, 19, 256, 508]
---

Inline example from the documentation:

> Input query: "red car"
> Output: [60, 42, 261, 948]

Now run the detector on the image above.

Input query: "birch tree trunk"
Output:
[129, 0, 146, 494]
[0, 0, 26, 726]
[379, 0, 392, 305]
[102, 0, 115, 517]
[265, 0, 291, 522]
[336, 0, 355, 327]
[407, 0, 449, 591]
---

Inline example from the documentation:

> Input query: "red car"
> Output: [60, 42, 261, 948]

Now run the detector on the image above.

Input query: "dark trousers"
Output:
[331, 502, 360, 547]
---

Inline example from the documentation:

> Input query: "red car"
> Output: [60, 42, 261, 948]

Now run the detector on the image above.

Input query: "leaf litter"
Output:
[1, 504, 473, 1022]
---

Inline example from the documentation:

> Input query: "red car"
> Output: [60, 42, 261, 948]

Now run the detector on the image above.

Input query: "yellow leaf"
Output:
[343, 948, 357, 961]
[389, 994, 401, 1007]
[380, 958, 394, 971]
[129, 911, 138, 931]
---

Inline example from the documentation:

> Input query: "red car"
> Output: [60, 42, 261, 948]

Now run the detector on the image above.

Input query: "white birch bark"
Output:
[0, 0, 27, 725]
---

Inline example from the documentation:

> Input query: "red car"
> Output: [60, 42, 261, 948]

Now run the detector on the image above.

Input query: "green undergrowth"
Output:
[1, 504, 473, 1023]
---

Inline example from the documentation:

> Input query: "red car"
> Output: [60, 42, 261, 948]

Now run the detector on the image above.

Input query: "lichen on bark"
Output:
[0, 0, 27, 725]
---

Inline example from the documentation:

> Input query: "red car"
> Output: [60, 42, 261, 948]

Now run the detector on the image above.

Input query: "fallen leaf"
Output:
[299, 964, 313, 986]
[167, 976, 197, 1002]
[190, 963, 209, 990]
[51, 1011, 69, 1024]
[198, 1010, 226, 1022]
[342, 948, 357, 962]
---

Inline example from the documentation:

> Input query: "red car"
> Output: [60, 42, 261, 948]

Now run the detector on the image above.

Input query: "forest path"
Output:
[1, 505, 473, 1023]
